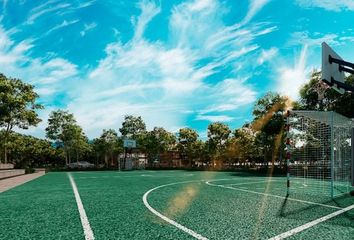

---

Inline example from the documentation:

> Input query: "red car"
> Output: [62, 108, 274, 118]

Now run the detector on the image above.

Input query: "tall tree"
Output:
[0, 74, 43, 163]
[97, 129, 123, 167]
[144, 127, 176, 164]
[63, 124, 90, 164]
[252, 92, 287, 167]
[119, 115, 146, 139]
[177, 128, 199, 167]
[227, 126, 258, 167]
[45, 110, 76, 165]
[207, 122, 231, 155]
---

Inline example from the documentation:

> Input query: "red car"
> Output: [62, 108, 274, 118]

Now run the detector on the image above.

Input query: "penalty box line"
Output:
[268, 204, 354, 240]
[68, 173, 95, 240]
[205, 180, 342, 210]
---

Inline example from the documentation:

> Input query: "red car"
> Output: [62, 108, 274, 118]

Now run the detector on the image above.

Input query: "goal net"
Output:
[287, 110, 353, 198]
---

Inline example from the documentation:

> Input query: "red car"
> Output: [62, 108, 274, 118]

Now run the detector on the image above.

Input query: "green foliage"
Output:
[0, 130, 59, 168]
[92, 129, 123, 167]
[252, 92, 287, 166]
[177, 128, 199, 166]
[295, 71, 354, 118]
[46, 110, 76, 143]
[226, 127, 259, 165]
[119, 115, 146, 138]
[143, 127, 176, 163]
[0, 73, 43, 163]
[45, 110, 90, 165]
[207, 122, 231, 154]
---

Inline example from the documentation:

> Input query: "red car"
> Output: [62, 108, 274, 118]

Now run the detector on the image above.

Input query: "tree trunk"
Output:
[64, 146, 68, 165]
[105, 153, 108, 167]
[76, 149, 79, 164]
[4, 144, 7, 164]
[3, 123, 12, 164]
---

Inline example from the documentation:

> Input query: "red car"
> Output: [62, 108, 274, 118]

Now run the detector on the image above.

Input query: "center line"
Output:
[68, 173, 95, 240]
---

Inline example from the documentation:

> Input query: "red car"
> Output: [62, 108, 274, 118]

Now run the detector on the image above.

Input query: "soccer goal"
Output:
[286, 110, 353, 198]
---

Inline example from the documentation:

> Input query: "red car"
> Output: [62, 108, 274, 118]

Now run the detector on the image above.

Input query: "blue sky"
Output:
[1, 0, 354, 139]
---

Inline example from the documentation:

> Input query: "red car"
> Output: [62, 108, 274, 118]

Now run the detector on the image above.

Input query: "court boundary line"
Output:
[268, 203, 354, 240]
[68, 173, 95, 240]
[142, 180, 209, 240]
[205, 180, 342, 210]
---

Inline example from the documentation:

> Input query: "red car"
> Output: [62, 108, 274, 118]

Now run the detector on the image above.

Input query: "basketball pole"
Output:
[285, 110, 291, 197]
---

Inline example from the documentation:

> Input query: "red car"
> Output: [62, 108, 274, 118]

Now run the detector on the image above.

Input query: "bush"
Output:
[25, 167, 35, 174]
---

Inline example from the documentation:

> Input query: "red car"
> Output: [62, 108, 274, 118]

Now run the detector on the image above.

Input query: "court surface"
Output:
[0, 170, 353, 240]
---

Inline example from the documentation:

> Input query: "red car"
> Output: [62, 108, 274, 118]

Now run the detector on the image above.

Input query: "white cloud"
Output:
[66, 0, 276, 138]
[80, 22, 97, 37]
[276, 45, 309, 100]
[295, 0, 354, 11]
[288, 31, 338, 47]
[1, 0, 276, 138]
[199, 78, 257, 114]
[258, 47, 278, 64]
[196, 114, 234, 122]
[26, 1, 71, 24]
[241, 0, 271, 25]
[47, 19, 79, 35]
[132, 0, 161, 41]
[0, 23, 78, 109]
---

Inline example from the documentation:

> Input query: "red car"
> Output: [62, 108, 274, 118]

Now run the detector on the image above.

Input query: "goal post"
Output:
[286, 110, 353, 198]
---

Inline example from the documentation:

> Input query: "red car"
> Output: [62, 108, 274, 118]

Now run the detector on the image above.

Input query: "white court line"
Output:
[227, 179, 280, 187]
[206, 180, 342, 210]
[268, 204, 354, 240]
[142, 180, 208, 240]
[68, 173, 95, 240]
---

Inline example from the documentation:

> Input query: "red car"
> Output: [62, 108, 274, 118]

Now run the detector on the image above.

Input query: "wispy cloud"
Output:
[257, 47, 278, 64]
[0, 23, 78, 108]
[26, 1, 71, 25]
[288, 31, 338, 47]
[199, 78, 257, 114]
[67, 0, 274, 137]
[80, 22, 97, 37]
[1, 0, 277, 138]
[195, 114, 234, 122]
[241, 0, 271, 25]
[295, 0, 354, 11]
[132, 0, 161, 41]
[47, 19, 79, 35]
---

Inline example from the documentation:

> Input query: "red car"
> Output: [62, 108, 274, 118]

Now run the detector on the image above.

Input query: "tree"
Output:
[96, 129, 123, 167]
[177, 128, 198, 167]
[226, 126, 258, 167]
[119, 115, 146, 139]
[295, 71, 354, 118]
[252, 92, 287, 167]
[144, 127, 176, 164]
[0, 130, 57, 168]
[207, 122, 231, 154]
[63, 124, 90, 164]
[119, 115, 147, 168]
[0, 74, 43, 163]
[45, 110, 77, 165]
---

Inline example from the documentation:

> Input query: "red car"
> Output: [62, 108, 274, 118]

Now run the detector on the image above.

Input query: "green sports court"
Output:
[1, 1, 354, 240]
[1, 171, 353, 240]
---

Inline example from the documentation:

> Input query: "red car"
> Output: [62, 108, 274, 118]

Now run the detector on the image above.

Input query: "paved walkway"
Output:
[0, 171, 45, 193]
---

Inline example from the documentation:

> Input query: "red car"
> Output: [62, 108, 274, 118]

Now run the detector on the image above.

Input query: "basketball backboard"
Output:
[322, 42, 345, 94]
[123, 139, 136, 148]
